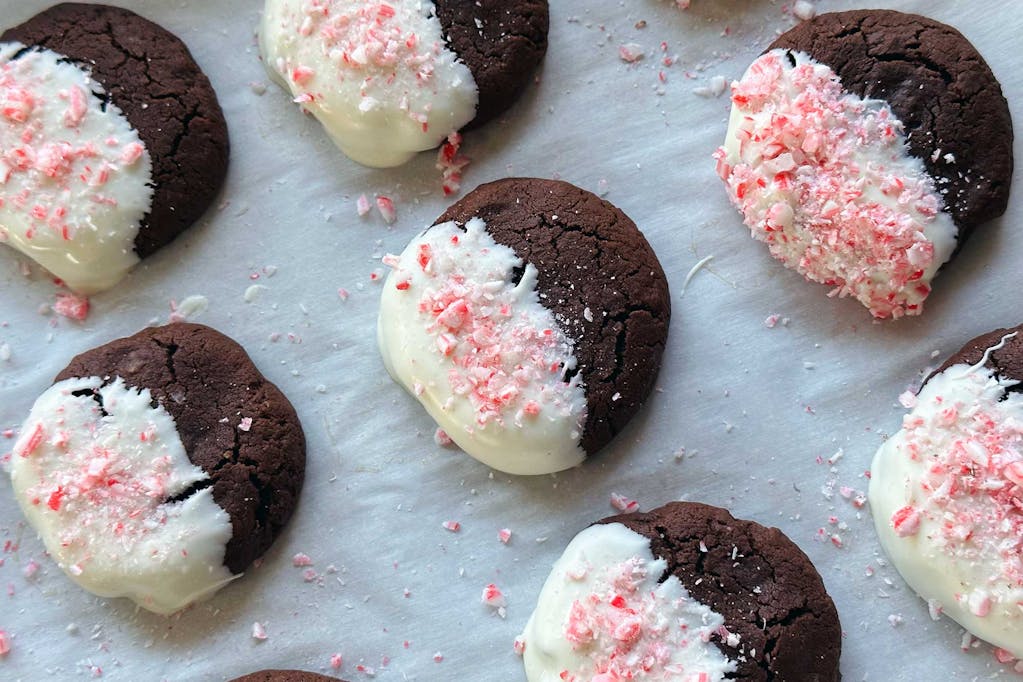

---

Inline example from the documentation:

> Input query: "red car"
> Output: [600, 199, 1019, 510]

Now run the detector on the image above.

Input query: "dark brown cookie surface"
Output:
[434, 0, 549, 127]
[931, 323, 1023, 386]
[230, 671, 343, 682]
[3, 3, 229, 259]
[435, 178, 670, 455]
[600, 502, 841, 682]
[54, 323, 305, 574]
[769, 9, 1013, 244]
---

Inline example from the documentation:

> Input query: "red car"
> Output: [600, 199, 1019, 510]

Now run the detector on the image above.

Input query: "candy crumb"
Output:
[433, 428, 453, 447]
[292, 553, 313, 567]
[793, 0, 816, 20]
[251, 622, 267, 641]
[442, 520, 461, 533]
[498, 528, 512, 544]
[376, 195, 397, 224]
[610, 492, 639, 513]
[330, 653, 343, 670]
[356, 194, 371, 217]
[53, 293, 89, 321]
[0, 629, 9, 656]
[619, 43, 645, 63]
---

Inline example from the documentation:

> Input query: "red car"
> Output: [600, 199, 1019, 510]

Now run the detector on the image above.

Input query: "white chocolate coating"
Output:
[0, 44, 153, 294]
[10, 377, 234, 614]
[870, 363, 1023, 656]
[521, 523, 736, 681]
[716, 49, 957, 319]
[378, 218, 587, 475]
[259, 0, 478, 168]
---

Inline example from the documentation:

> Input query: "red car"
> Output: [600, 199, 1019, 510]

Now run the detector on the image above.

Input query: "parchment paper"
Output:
[1, 0, 1021, 679]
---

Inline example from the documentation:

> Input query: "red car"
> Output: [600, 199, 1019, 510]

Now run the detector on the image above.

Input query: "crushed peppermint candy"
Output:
[609, 492, 639, 513]
[442, 520, 461, 533]
[498, 528, 512, 544]
[715, 50, 956, 318]
[251, 622, 268, 641]
[433, 428, 453, 447]
[436, 132, 470, 196]
[481, 583, 507, 617]
[375, 195, 397, 225]
[53, 293, 89, 321]
[0, 629, 9, 656]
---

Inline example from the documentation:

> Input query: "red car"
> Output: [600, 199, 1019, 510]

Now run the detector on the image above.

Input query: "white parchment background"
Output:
[1, 0, 1021, 679]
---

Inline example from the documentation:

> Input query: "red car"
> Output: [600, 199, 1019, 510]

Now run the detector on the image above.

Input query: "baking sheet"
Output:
[0, 0, 1021, 679]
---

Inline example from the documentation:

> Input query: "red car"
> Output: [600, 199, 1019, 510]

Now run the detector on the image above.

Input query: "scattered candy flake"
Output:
[292, 553, 313, 567]
[481, 583, 506, 609]
[0, 629, 9, 656]
[238, 417, 253, 432]
[338, 288, 350, 302]
[442, 520, 461, 533]
[331, 653, 343, 670]
[498, 528, 512, 544]
[927, 599, 942, 621]
[619, 43, 645, 63]
[168, 295, 208, 323]
[251, 622, 267, 641]
[513, 635, 526, 656]
[792, 0, 816, 20]
[22, 560, 38, 579]
[432, 652, 443, 663]
[436, 132, 470, 196]
[887, 613, 903, 628]
[376, 195, 397, 224]
[764, 314, 780, 328]
[356, 193, 371, 217]
[610, 492, 639, 513]
[433, 428, 453, 447]
[53, 293, 89, 321]
[994, 647, 1016, 664]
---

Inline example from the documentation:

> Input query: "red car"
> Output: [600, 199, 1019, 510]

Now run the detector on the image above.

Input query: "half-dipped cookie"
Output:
[870, 324, 1023, 657]
[8, 323, 305, 614]
[259, 0, 549, 167]
[378, 178, 670, 475]
[715, 10, 1012, 319]
[0, 3, 229, 294]
[520, 502, 842, 681]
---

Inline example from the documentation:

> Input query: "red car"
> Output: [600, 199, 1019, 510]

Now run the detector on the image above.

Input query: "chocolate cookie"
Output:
[870, 323, 1023, 658]
[378, 178, 670, 475]
[8, 323, 304, 613]
[231, 672, 343, 682]
[433, 0, 549, 127]
[259, 0, 548, 167]
[520, 502, 841, 681]
[930, 324, 1023, 381]
[770, 10, 1012, 240]
[1, 3, 229, 291]
[716, 10, 1012, 319]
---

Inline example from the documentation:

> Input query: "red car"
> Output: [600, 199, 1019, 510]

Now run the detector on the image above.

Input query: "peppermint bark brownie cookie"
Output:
[378, 178, 670, 475]
[1, 3, 229, 294]
[715, 10, 1012, 319]
[259, 0, 549, 167]
[521, 502, 842, 681]
[231, 672, 344, 682]
[870, 325, 1023, 658]
[9, 323, 305, 614]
